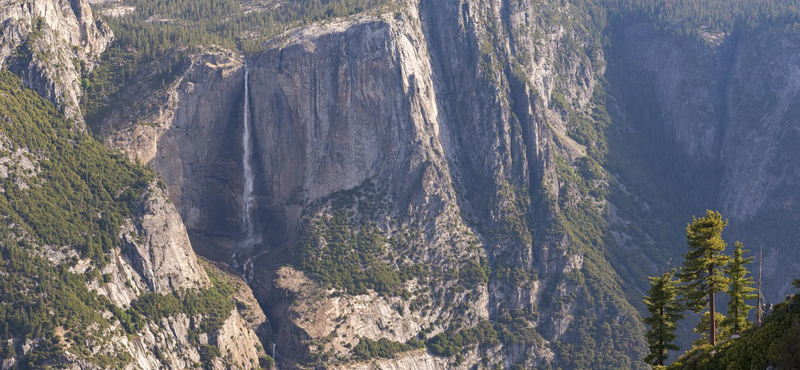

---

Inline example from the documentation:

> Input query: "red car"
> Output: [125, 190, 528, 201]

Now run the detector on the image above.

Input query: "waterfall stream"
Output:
[240, 61, 275, 366]
[235, 61, 260, 286]
[241, 61, 257, 249]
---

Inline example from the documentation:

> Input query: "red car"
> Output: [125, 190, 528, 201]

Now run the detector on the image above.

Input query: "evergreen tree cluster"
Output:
[641, 210, 764, 366]
[665, 285, 800, 370]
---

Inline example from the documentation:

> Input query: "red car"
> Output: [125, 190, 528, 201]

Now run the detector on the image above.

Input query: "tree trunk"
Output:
[659, 306, 665, 365]
[710, 270, 716, 346]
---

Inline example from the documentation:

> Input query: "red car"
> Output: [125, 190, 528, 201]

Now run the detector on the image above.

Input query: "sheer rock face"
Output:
[82, 183, 211, 308]
[0, 0, 112, 121]
[104, 50, 246, 247]
[101, 309, 263, 370]
[42, 184, 267, 369]
[238, 1, 624, 367]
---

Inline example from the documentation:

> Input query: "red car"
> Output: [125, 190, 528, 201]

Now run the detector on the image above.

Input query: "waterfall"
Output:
[240, 61, 259, 251]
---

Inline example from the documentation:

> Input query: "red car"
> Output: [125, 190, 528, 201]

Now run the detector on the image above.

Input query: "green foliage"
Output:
[83, 0, 398, 130]
[724, 241, 756, 334]
[544, 80, 649, 369]
[99, 0, 397, 56]
[678, 210, 730, 312]
[692, 311, 729, 347]
[352, 337, 413, 360]
[198, 344, 221, 368]
[493, 182, 535, 247]
[459, 259, 491, 285]
[492, 264, 537, 285]
[259, 355, 275, 369]
[124, 267, 235, 334]
[0, 245, 111, 342]
[297, 211, 416, 295]
[0, 71, 152, 267]
[82, 47, 187, 133]
[425, 320, 500, 357]
[572, 0, 800, 39]
[642, 269, 685, 366]
[565, 85, 612, 163]
[494, 308, 542, 346]
[550, 158, 649, 369]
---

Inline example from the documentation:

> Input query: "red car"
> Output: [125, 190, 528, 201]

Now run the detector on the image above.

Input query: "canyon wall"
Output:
[97, 0, 800, 369]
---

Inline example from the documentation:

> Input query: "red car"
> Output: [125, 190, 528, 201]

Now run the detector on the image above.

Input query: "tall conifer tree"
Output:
[678, 210, 730, 346]
[643, 269, 684, 366]
[724, 241, 756, 334]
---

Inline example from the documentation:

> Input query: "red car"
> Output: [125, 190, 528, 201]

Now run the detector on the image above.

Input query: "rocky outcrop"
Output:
[120, 183, 212, 293]
[94, 186, 266, 369]
[25, 183, 267, 369]
[102, 309, 263, 370]
[0, 0, 112, 121]
[331, 350, 450, 370]
[89, 183, 211, 307]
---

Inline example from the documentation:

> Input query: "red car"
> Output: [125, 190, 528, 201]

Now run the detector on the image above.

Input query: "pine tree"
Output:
[724, 241, 756, 334]
[677, 210, 731, 346]
[643, 269, 685, 366]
